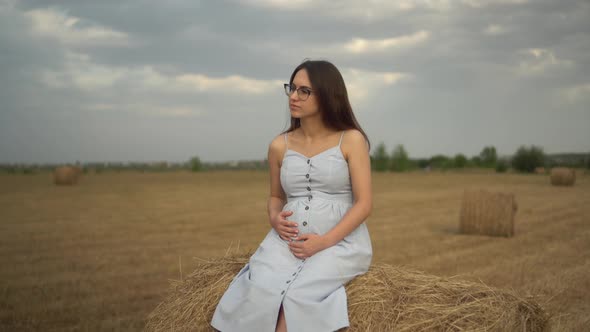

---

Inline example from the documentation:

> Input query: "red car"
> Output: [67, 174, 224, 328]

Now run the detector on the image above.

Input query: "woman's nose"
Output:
[289, 91, 299, 101]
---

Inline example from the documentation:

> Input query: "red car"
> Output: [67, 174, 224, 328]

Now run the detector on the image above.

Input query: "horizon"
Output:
[1, 149, 587, 166]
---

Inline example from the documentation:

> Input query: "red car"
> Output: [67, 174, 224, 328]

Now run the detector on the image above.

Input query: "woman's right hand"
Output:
[270, 210, 299, 241]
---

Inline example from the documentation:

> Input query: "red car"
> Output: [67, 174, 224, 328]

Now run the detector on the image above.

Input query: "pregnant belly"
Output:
[282, 198, 351, 236]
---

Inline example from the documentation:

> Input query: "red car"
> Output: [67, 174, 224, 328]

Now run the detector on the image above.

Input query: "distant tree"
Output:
[429, 154, 451, 169]
[416, 158, 430, 169]
[453, 154, 467, 168]
[22, 168, 35, 175]
[391, 144, 410, 172]
[470, 156, 482, 167]
[495, 159, 509, 173]
[586, 153, 590, 169]
[372, 142, 389, 172]
[190, 156, 203, 172]
[511, 145, 545, 173]
[479, 146, 497, 167]
[545, 157, 558, 169]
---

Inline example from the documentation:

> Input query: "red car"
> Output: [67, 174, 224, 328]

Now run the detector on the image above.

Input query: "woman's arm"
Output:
[267, 135, 299, 240]
[321, 129, 372, 247]
[289, 129, 372, 258]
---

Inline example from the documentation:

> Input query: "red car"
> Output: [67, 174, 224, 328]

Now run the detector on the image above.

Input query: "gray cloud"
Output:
[1, 0, 589, 163]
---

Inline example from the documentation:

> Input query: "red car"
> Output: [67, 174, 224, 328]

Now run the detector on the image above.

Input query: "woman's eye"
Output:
[301, 89, 311, 94]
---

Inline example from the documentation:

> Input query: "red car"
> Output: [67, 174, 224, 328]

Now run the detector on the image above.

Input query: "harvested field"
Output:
[1, 170, 589, 331]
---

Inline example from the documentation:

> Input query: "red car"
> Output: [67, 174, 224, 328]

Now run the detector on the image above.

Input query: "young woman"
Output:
[211, 60, 373, 332]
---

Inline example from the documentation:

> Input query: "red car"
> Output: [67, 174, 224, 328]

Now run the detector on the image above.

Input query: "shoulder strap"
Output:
[284, 133, 288, 149]
[338, 131, 345, 147]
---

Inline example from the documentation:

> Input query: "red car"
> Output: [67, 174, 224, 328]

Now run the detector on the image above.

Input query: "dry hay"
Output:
[145, 251, 548, 332]
[459, 189, 517, 237]
[534, 167, 546, 175]
[53, 165, 81, 185]
[550, 167, 576, 186]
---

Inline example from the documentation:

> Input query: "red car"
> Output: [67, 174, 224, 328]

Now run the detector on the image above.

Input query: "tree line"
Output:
[1, 145, 588, 174]
[369, 143, 590, 173]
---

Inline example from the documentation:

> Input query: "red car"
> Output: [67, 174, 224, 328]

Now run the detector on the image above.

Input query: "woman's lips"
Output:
[289, 104, 300, 109]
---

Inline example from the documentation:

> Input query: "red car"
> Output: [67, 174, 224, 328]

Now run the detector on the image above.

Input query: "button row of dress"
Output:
[280, 259, 306, 296]
[303, 159, 312, 227]
[280, 158, 313, 297]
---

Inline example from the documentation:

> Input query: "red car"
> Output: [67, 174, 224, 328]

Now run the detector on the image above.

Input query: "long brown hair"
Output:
[281, 59, 371, 151]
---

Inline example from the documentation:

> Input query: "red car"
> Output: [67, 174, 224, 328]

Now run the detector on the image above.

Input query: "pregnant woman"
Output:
[211, 59, 373, 332]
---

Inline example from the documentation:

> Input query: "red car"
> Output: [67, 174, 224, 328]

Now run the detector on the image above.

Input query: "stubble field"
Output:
[1, 170, 589, 331]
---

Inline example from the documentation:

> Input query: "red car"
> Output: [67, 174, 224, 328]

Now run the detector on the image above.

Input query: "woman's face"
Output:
[289, 69, 320, 119]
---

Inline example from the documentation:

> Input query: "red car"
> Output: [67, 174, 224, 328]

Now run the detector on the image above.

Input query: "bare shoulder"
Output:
[343, 129, 365, 143]
[268, 133, 288, 165]
[342, 129, 368, 159]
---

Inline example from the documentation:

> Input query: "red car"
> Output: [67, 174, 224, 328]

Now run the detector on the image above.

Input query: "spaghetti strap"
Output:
[338, 131, 345, 147]
[284, 133, 289, 149]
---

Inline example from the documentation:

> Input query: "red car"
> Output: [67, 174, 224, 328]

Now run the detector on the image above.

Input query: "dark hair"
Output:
[281, 59, 371, 151]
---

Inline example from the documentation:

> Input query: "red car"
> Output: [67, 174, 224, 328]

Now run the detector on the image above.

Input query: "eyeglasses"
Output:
[284, 83, 313, 101]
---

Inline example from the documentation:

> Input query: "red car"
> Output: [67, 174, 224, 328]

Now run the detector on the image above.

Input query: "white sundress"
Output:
[211, 130, 373, 331]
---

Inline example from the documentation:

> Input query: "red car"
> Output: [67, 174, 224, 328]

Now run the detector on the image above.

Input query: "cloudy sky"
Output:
[0, 0, 588, 163]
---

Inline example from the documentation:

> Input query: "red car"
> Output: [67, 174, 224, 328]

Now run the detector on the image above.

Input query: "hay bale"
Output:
[534, 167, 546, 175]
[459, 189, 517, 237]
[53, 165, 80, 185]
[145, 252, 548, 332]
[550, 167, 576, 186]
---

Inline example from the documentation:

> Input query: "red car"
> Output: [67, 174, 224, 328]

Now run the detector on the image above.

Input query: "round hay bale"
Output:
[550, 167, 576, 186]
[459, 189, 518, 237]
[53, 165, 80, 185]
[145, 252, 548, 332]
[534, 167, 546, 175]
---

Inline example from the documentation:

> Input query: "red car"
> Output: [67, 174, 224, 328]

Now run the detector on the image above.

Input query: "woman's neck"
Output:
[297, 117, 335, 142]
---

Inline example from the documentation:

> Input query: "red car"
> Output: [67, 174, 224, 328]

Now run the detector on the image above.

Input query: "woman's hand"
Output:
[288, 233, 328, 259]
[270, 210, 299, 241]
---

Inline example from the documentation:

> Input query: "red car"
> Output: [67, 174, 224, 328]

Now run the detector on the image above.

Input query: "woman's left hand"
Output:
[288, 233, 328, 259]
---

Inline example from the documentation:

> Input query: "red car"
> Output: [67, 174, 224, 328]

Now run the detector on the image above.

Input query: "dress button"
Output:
[307, 186, 311, 191]
[292, 272, 296, 276]
[307, 159, 310, 164]
[303, 221, 308, 226]
[308, 195, 312, 200]
[281, 290, 285, 295]
[305, 206, 309, 210]
[305, 174, 309, 178]
[286, 280, 290, 283]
